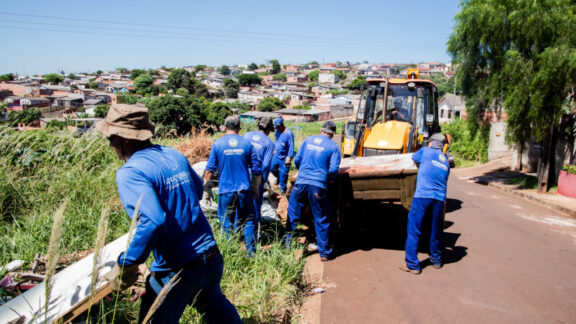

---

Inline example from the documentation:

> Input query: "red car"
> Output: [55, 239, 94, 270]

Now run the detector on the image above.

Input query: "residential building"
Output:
[318, 73, 339, 84]
[438, 94, 466, 123]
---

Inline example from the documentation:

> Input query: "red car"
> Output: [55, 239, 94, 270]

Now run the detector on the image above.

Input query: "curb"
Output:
[473, 179, 576, 218]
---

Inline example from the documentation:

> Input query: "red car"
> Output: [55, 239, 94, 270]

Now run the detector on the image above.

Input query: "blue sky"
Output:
[0, 0, 461, 75]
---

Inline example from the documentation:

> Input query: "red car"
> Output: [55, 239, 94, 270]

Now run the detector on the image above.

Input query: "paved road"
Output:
[320, 176, 576, 323]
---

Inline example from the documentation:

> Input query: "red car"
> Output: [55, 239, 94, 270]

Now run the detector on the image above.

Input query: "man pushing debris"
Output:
[97, 104, 241, 324]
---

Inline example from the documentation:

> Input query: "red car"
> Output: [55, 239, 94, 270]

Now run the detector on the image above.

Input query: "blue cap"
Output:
[273, 117, 284, 127]
[322, 121, 337, 133]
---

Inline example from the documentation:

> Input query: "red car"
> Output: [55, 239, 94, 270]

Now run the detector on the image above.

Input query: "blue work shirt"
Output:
[274, 128, 295, 160]
[294, 135, 341, 189]
[206, 134, 261, 194]
[412, 147, 450, 201]
[116, 145, 216, 272]
[244, 130, 274, 181]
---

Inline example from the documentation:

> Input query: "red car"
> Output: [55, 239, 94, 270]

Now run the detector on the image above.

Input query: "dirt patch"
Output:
[171, 130, 214, 165]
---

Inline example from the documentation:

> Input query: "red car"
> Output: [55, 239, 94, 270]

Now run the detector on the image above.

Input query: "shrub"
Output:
[562, 164, 576, 175]
[442, 119, 489, 163]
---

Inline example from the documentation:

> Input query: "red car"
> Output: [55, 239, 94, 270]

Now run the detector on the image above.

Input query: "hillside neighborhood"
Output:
[0, 61, 468, 130]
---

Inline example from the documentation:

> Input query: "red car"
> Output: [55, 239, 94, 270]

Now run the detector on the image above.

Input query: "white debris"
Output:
[261, 200, 279, 222]
[312, 287, 325, 294]
[191, 161, 207, 178]
[0, 260, 24, 273]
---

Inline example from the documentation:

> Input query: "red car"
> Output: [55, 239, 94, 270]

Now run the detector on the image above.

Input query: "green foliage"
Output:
[247, 62, 258, 71]
[346, 75, 366, 90]
[130, 69, 147, 80]
[194, 64, 208, 72]
[257, 71, 270, 76]
[507, 175, 540, 189]
[94, 104, 110, 118]
[148, 69, 160, 76]
[258, 97, 286, 112]
[430, 75, 460, 98]
[87, 81, 99, 89]
[219, 65, 231, 76]
[448, 0, 576, 146]
[44, 119, 67, 131]
[146, 95, 207, 135]
[70, 84, 78, 90]
[237, 74, 262, 86]
[133, 74, 158, 95]
[116, 67, 129, 73]
[175, 87, 189, 96]
[269, 59, 281, 74]
[442, 119, 489, 163]
[307, 61, 319, 66]
[44, 73, 64, 85]
[273, 73, 287, 81]
[308, 70, 320, 82]
[67, 73, 77, 80]
[0, 73, 15, 81]
[292, 105, 311, 110]
[562, 164, 576, 175]
[8, 109, 42, 126]
[332, 70, 347, 81]
[328, 88, 348, 95]
[116, 94, 140, 104]
[228, 101, 251, 114]
[166, 69, 207, 97]
[205, 102, 232, 126]
[223, 78, 239, 98]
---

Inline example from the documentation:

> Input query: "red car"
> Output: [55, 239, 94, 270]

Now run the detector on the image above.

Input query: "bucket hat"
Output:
[95, 104, 155, 141]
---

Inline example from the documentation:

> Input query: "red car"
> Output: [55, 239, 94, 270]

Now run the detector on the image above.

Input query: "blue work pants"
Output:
[271, 156, 290, 193]
[285, 184, 333, 258]
[405, 197, 445, 270]
[218, 190, 257, 255]
[138, 253, 241, 324]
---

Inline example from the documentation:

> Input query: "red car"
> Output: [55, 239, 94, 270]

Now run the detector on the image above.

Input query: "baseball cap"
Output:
[273, 117, 284, 127]
[321, 121, 337, 134]
[428, 133, 446, 149]
[95, 104, 155, 141]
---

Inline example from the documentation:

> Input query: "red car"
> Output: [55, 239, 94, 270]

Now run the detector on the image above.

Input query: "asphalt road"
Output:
[319, 176, 576, 323]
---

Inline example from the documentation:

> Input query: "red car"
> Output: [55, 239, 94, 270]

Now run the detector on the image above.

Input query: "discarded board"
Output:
[0, 234, 129, 324]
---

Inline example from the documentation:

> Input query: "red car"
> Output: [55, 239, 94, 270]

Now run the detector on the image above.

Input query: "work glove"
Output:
[103, 261, 140, 291]
[285, 157, 292, 168]
[251, 174, 262, 199]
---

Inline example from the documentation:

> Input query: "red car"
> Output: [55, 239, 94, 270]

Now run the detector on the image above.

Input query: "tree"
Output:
[228, 101, 251, 114]
[70, 84, 78, 90]
[0, 73, 14, 81]
[219, 65, 231, 76]
[223, 79, 239, 98]
[44, 73, 64, 85]
[237, 74, 262, 86]
[346, 75, 367, 91]
[130, 69, 147, 80]
[167, 68, 192, 92]
[248, 63, 259, 71]
[308, 70, 320, 82]
[176, 88, 189, 96]
[333, 70, 347, 81]
[293, 105, 311, 110]
[88, 81, 99, 89]
[269, 59, 281, 74]
[448, 0, 576, 192]
[146, 95, 207, 136]
[67, 73, 77, 80]
[429, 75, 460, 98]
[258, 97, 286, 112]
[195, 64, 208, 72]
[273, 73, 287, 82]
[205, 102, 232, 126]
[116, 67, 129, 74]
[8, 109, 42, 126]
[134, 74, 158, 95]
[94, 104, 110, 118]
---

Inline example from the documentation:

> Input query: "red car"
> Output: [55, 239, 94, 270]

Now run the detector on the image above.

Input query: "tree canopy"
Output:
[44, 73, 64, 85]
[248, 63, 259, 71]
[223, 78, 239, 98]
[258, 97, 286, 112]
[146, 95, 206, 136]
[130, 69, 147, 80]
[0, 73, 14, 81]
[269, 59, 281, 74]
[308, 70, 320, 82]
[167, 68, 208, 97]
[448, 0, 576, 191]
[133, 74, 158, 95]
[219, 65, 231, 76]
[237, 74, 262, 86]
[346, 75, 366, 91]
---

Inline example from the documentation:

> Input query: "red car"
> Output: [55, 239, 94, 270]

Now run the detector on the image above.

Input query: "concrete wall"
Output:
[488, 122, 515, 161]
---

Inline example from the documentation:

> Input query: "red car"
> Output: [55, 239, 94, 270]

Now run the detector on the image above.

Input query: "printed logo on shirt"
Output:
[224, 148, 245, 156]
[313, 137, 322, 145]
[432, 160, 449, 171]
[307, 144, 325, 152]
[229, 138, 238, 147]
[165, 171, 191, 191]
[253, 134, 261, 141]
[438, 154, 446, 163]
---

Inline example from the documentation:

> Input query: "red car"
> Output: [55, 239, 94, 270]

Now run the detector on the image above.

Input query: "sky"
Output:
[0, 0, 462, 76]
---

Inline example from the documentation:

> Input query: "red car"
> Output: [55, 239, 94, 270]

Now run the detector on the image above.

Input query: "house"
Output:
[19, 97, 50, 110]
[55, 96, 84, 109]
[84, 98, 106, 116]
[283, 65, 300, 72]
[239, 111, 280, 123]
[0, 82, 40, 97]
[318, 73, 339, 84]
[438, 94, 466, 123]
[237, 91, 265, 105]
[105, 84, 130, 94]
[287, 74, 308, 84]
[275, 108, 331, 122]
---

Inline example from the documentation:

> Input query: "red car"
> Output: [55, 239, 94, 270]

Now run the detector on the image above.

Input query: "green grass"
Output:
[506, 175, 558, 192]
[0, 126, 305, 323]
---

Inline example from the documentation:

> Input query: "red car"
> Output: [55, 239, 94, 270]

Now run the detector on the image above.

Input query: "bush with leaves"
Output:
[308, 70, 320, 82]
[116, 94, 140, 104]
[146, 95, 207, 136]
[442, 119, 489, 163]
[237, 74, 262, 86]
[8, 109, 42, 126]
[258, 97, 286, 112]
[94, 104, 110, 118]
[223, 79, 239, 98]
[205, 102, 232, 126]
[44, 73, 64, 85]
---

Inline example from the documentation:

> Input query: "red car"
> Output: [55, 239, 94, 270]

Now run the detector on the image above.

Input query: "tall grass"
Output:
[0, 126, 306, 323]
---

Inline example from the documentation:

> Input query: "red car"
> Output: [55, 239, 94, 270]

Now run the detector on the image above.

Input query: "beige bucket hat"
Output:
[95, 104, 155, 141]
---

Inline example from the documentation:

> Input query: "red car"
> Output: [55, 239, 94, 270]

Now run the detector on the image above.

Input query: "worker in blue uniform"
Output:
[205, 115, 262, 255]
[97, 104, 241, 324]
[271, 117, 294, 194]
[285, 121, 341, 261]
[400, 133, 450, 274]
[243, 117, 275, 223]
